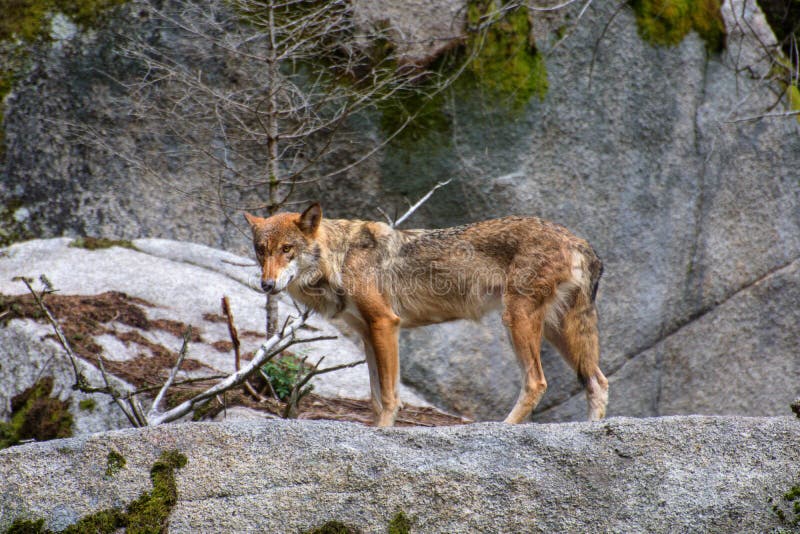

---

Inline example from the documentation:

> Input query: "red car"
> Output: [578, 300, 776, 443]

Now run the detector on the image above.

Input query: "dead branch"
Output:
[148, 310, 312, 425]
[222, 297, 241, 370]
[147, 326, 192, 420]
[221, 295, 266, 401]
[282, 356, 366, 419]
[97, 356, 139, 427]
[16, 276, 89, 391]
[392, 178, 452, 228]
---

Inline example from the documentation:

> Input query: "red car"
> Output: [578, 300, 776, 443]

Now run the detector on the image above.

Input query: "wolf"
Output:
[245, 203, 608, 427]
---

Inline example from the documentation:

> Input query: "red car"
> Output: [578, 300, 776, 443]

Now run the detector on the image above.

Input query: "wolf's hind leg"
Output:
[502, 295, 548, 424]
[544, 295, 608, 421]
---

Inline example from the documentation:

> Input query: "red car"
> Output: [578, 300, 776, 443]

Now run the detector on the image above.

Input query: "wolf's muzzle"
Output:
[261, 279, 276, 293]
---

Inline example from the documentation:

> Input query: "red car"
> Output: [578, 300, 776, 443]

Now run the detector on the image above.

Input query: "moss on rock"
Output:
[77, 398, 96, 412]
[788, 84, 800, 124]
[123, 449, 187, 533]
[465, 0, 548, 107]
[0, 0, 126, 42]
[0, 0, 127, 160]
[105, 450, 126, 477]
[69, 236, 137, 251]
[630, 0, 726, 52]
[0, 199, 35, 247]
[0, 377, 73, 450]
[303, 521, 361, 534]
[387, 511, 411, 534]
[379, 0, 546, 148]
[3, 449, 187, 534]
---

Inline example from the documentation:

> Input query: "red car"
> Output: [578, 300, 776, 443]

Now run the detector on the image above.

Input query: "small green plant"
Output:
[260, 353, 311, 401]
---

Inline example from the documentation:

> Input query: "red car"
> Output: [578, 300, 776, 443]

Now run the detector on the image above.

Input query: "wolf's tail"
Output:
[567, 243, 605, 388]
[586, 245, 603, 303]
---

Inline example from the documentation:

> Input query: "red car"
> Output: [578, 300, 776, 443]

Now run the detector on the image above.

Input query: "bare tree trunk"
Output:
[265, 0, 280, 337]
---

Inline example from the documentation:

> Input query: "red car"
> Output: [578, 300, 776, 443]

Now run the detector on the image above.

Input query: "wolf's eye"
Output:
[281, 244, 292, 254]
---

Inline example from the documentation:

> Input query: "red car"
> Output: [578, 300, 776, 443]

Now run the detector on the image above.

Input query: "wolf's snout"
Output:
[261, 279, 276, 293]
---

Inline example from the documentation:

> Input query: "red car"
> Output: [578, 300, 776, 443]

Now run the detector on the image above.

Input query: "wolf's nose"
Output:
[261, 279, 276, 293]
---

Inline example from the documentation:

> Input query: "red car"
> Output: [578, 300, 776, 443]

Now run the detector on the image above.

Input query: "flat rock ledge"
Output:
[1, 416, 798, 533]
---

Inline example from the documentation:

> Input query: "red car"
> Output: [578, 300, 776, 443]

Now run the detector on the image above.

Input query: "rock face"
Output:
[1, 0, 798, 422]
[1, 416, 798, 532]
[0, 238, 430, 435]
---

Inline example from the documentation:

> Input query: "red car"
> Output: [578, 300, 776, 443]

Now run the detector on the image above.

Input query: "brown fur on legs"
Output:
[245, 204, 608, 426]
[501, 294, 548, 424]
[544, 293, 609, 421]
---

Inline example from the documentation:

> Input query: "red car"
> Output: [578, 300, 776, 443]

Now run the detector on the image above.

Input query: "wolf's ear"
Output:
[297, 203, 322, 235]
[244, 212, 260, 227]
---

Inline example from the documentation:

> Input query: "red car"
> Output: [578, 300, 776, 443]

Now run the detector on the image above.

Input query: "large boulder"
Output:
[397, 0, 800, 421]
[1, 416, 798, 532]
[0, 238, 432, 435]
[1, 0, 798, 421]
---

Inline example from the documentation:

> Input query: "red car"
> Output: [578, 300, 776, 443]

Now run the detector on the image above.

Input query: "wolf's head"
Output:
[244, 203, 322, 295]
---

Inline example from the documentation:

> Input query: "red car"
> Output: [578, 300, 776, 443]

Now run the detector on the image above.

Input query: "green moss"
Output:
[0, 377, 73, 450]
[78, 398, 96, 412]
[124, 450, 187, 533]
[69, 236, 137, 251]
[61, 509, 123, 534]
[387, 511, 411, 534]
[302, 521, 361, 534]
[0, 0, 128, 161]
[51, 0, 127, 30]
[379, 0, 545, 147]
[105, 450, 126, 477]
[788, 84, 800, 124]
[465, 0, 548, 107]
[3, 450, 187, 534]
[5, 518, 48, 534]
[630, 0, 726, 52]
[0, 0, 126, 42]
[0, 198, 34, 247]
[771, 474, 800, 529]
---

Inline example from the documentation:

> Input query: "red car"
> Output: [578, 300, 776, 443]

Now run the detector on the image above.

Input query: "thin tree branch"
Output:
[392, 179, 452, 228]
[147, 326, 192, 419]
[148, 310, 312, 425]
[15, 276, 88, 390]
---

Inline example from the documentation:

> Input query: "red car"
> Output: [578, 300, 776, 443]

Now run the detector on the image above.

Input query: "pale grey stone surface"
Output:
[1, 0, 797, 422]
[0, 416, 798, 533]
[0, 238, 429, 436]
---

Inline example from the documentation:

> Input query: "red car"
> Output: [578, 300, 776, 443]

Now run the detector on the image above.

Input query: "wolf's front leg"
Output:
[364, 315, 402, 427]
